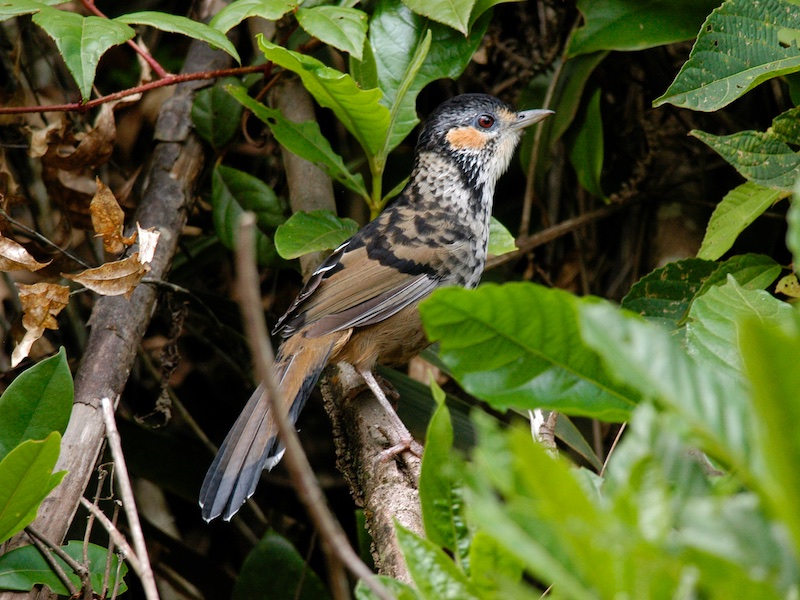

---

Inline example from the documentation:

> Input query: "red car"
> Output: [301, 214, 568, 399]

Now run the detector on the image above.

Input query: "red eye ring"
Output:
[477, 114, 494, 129]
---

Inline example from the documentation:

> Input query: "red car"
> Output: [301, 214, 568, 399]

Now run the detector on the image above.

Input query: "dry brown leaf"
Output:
[12, 282, 70, 367]
[91, 178, 136, 254]
[28, 119, 64, 158]
[42, 104, 116, 171]
[63, 253, 148, 299]
[0, 234, 51, 272]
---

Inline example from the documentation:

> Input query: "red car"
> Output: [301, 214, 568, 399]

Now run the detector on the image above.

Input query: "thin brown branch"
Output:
[100, 397, 160, 600]
[23, 529, 78, 598]
[79, 498, 143, 576]
[236, 213, 394, 600]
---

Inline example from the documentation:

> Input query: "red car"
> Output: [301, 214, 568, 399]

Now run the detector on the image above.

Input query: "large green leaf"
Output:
[579, 303, 755, 475]
[369, 0, 491, 153]
[569, 0, 720, 56]
[686, 276, 793, 376]
[401, 0, 475, 34]
[32, 7, 135, 101]
[420, 283, 640, 421]
[742, 313, 800, 561]
[395, 523, 480, 600]
[655, 0, 800, 111]
[233, 531, 330, 600]
[692, 128, 800, 192]
[115, 11, 240, 62]
[210, 0, 296, 33]
[697, 182, 787, 260]
[0, 0, 62, 21]
[258, 37, 390, 156]
[227, 86, 368, 198]
[296, 6, 368, 60]
[0, 348, 72, 462]
[274, 210, 358, 260]
[419, 382, 470, 569]
[0, 541, 127, 595]
[0, 433, 64, 544]
[211, 165, 285, 265]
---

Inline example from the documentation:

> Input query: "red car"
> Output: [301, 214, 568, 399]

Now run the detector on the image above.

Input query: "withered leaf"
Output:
[0, 234, 51, 272]
[777, 273, 800, 298]
[136, 223, 160, 264]
[12, 282, 70, 367]
[63, 253, 148, 299]
[91, 178, 135, 254]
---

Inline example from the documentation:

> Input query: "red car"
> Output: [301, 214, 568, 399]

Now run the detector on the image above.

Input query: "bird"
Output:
[199, 93, 553, 521]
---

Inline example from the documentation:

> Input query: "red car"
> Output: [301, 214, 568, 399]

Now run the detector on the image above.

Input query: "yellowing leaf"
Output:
[0, 235, 51, 272]
[63, 253, 148, 299]
[776, 273, 800, 298]
[91, 178, 134, 254]
[12, 283, 70, 367]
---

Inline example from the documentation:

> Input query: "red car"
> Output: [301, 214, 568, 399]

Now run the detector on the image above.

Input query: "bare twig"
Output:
[23, 529, 78, 598]
[79, 498, 143, 576]
[236, 213, 394, 600]
[100, 397, 160, 600]
[599, 423, 627, 478]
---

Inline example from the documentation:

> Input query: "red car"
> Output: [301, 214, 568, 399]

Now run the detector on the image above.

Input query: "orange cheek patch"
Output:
[446, 126, 487, 150]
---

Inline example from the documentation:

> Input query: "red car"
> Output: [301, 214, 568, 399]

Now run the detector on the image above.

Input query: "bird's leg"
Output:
[359, 369, 423, 461]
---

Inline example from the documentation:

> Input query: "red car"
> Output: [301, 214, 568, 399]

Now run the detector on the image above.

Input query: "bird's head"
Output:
[416, 93, 553, 191]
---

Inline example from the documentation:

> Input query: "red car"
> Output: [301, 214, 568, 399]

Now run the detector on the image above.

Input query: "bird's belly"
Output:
[333, 305, 429, 370]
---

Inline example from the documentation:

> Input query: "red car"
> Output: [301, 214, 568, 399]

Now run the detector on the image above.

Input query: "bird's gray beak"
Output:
[513, 109, 554, 130]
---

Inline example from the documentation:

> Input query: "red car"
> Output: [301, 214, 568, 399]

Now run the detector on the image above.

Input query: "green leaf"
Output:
[233, 531, 330, 600]
[566, 86, 606, 200]
[0, 348, 73, 462]
[789, 186, 800, 268]
[420, 283, 640, 421]
[211, 165, 284, 265]
[569, 0, 720, 56]
[400, 0, 475, 34]
[487, 217, 516, 256]
[258, 37, 390, 156]
[698, 182, 787, 260]
[468, 530, 524, 597]
[115, 11, 240, 63]
[692, 128, 800, 191]
[296, 6, 368, 60]
[349, 37, 379, 90]
[370, 0, 491, 153]
[0, 541, 127, 595]
[191, 78, 246, 150]
[355, 575, 422, 600]
[31, 7, 135, 101]
[0, 433, 64, 544]
[0, 0, 62, 21]
[742, 313, 800, 560]
[210, 0, 296, 33]
[579, 302, 754, 475]
[227, 86, 368, 198]
[419, 381, 470, 569]
[395, 523, 480, 600]
[686, 276, 794, 376]
[274, 210, 358, 260]
[693, 253, 782, 298]
[655, 0, 800, 111]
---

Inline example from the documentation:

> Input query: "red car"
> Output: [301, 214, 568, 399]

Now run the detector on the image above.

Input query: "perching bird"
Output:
[200, 93, 553, 521]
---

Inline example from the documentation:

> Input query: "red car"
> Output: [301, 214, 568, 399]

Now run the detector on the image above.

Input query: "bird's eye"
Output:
[476, 114, 495, 129]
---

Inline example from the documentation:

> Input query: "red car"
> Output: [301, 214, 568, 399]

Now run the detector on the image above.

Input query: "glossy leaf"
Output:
[567, 86, 606, 200]
[296, 6, 368, 60]
[0, 348, 72, 462]
[419, 382, 470, 569]
[233, 531, 330, 600]
[420, 283, 640, 421]
[395, 523, 480, 600]
[116, 11, 239, 62]
[487, 217, 516, 256]
[274, 210, 358, 260]
[210, 0, 296, 33]
[31, 8, 135, 101]
[686, 276, 793, 376]
[569, 0, 720, 56]
[0, 541, 127, 595]
[0, 433, 65, 544]
[258, 37, 389, 156]
[211, 165, 284, 265]
[401, 0, 474, 34]
[691, 128, 800, 191]
[227, 87, 368, 198]
[579, 302, 754, 475]
[655, 0, 800, 110]
[697, 182, 787, 260]
[191, 78, 246, 150]
[742, 313, 800, 560]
